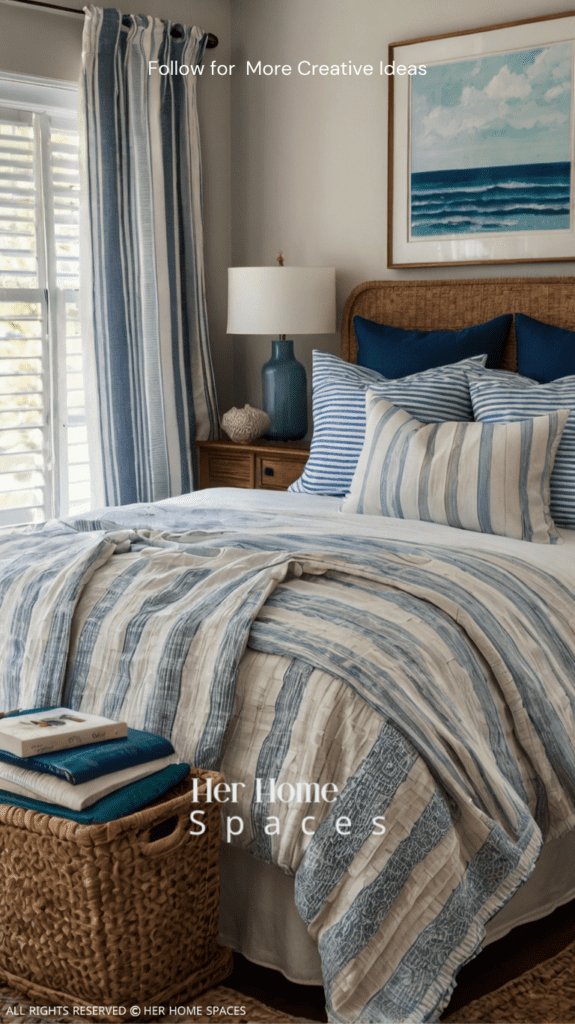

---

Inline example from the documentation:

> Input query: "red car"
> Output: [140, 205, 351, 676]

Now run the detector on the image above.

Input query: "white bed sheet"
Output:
[159, 486, 575, 567]
[160, 487, 575, 984]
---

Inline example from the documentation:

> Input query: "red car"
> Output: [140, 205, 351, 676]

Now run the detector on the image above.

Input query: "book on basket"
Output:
[0, 707, 127, 757]
[0, 754, 179, 810]
[0, 762, 191, 822]
[0, 726, 175, 784]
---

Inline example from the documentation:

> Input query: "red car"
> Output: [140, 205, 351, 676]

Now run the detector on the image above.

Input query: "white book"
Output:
[0, 754, 178, 810]
[0, 708, 127, 757]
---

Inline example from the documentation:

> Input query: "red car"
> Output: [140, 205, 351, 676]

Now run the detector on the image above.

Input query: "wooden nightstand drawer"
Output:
[256, 455, 305, 490]
[203, 452, 253, 488]
[197, 439, 309, 491]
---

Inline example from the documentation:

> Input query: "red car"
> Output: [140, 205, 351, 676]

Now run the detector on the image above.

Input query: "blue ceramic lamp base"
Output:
[262, 338, 307, 440]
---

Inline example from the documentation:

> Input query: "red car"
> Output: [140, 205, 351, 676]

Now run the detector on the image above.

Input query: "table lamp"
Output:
[227, 259, 336, 440]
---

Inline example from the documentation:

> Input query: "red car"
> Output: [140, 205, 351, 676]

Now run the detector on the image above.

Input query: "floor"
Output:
[225, 894, 575, 1022]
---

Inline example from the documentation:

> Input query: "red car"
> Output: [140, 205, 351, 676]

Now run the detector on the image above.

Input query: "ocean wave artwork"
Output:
[410, 41, 572, 240]
[411, 163, 571, 237]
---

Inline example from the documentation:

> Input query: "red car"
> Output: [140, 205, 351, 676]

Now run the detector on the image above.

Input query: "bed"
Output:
[4, 275, 575, 1024]
[208, 276, 575, 1005]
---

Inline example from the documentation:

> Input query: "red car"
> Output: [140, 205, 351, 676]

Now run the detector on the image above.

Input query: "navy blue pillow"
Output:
[353, 313, 511, 377]
[515, 313, 575, 383]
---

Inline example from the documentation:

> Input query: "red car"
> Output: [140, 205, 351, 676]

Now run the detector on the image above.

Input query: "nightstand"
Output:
[196, 438, 309, 491]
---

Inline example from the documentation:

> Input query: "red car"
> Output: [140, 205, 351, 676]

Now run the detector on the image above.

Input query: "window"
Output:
[0, 72, 90, 527]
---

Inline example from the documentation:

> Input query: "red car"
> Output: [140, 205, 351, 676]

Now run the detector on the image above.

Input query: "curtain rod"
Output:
[0, 0, 218, 46]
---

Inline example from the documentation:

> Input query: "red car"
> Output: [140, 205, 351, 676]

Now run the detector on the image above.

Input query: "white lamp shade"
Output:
[227, 266, 336, 335]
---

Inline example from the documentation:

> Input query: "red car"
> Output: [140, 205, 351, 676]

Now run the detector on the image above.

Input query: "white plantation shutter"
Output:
[0, 74, 89, 526]
[50, 119, 90, 518]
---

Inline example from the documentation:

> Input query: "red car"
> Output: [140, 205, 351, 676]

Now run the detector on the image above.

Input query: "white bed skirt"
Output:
[219, 829, 575, 986]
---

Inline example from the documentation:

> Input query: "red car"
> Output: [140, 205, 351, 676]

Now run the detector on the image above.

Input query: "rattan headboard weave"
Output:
[341, 277, 575, 371]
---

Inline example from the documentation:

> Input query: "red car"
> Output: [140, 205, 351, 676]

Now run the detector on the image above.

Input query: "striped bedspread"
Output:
[3, 504, 575, 1024]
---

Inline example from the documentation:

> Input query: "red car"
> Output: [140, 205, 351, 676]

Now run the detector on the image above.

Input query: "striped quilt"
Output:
[3, 504, 575, 1024]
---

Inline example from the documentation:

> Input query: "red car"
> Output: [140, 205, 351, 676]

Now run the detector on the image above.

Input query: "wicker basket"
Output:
[0, 768, 233, 1019]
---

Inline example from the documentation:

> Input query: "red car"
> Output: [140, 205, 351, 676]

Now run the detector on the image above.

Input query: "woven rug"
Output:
[442, 935, 575, 1023]
[3, 937, 575, 1024]
[0, 984, 314, 1023]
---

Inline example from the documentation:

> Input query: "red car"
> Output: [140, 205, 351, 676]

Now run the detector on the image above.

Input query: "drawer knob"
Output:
[264, 466, 274, 477]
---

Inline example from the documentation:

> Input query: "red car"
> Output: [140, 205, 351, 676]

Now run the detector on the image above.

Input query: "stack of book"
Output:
[0, 707, 190, 822]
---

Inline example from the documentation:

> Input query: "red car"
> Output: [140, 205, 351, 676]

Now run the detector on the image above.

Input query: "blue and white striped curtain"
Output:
[79, 5, 218, 507]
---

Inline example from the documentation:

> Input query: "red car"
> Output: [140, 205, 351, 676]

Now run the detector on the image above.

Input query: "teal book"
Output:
[0, 713, 175, 784]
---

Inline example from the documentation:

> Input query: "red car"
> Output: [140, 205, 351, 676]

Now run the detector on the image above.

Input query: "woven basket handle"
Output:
[136, 768, 223, 856]
[137, 807, 191, 857]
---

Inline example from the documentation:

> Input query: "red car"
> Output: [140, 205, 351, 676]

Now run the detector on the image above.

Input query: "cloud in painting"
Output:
[483, 65, 532, 100]
[411, 42, 572, 172]
[544, 84, 567, 102]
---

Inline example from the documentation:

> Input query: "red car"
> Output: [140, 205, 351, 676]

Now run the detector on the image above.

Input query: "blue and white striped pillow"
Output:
[469, 374, 575, 531]
[342, 392, 568, 543]
[289, 351, 487, 496]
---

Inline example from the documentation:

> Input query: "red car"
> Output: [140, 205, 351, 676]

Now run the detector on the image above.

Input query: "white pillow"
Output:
[342, 392, 568, 544]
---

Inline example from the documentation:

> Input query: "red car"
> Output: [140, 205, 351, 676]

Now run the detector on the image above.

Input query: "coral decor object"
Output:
[221, 405, 270, 443]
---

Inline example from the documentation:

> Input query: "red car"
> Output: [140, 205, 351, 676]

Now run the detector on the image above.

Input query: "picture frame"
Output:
[388, 11, 575, 267]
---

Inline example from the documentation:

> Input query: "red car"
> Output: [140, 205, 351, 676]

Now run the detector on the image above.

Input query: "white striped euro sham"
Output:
[342, 392, 569, 543]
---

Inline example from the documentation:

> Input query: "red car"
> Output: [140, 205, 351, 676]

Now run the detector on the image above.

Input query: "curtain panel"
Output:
[80, 5, 218, 507]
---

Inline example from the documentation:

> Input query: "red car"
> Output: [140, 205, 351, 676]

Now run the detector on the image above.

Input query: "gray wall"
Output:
[230, 0, 575, 423]
[0, 0, 234, 412]
[2, 0, 575, 425]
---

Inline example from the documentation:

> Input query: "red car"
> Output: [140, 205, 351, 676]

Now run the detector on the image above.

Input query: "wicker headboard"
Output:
[341, 277, 575, 371]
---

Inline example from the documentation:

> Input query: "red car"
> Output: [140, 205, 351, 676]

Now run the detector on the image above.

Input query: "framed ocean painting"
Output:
[388, 12, 575, 267]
